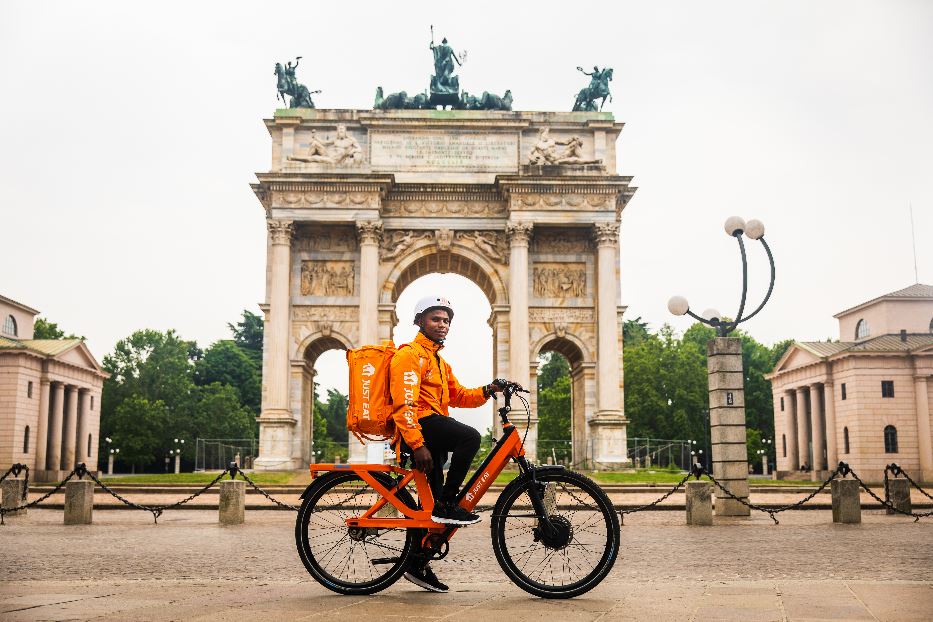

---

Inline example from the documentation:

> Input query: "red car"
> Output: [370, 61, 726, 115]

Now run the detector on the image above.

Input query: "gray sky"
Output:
[2, 1, 931, 429]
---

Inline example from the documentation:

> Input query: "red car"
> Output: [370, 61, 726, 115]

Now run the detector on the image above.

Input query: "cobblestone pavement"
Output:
[1, 509, 931, 620]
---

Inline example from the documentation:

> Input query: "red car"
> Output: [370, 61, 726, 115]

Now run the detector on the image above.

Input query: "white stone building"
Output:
[768, 284, 933, 482]
[0, 295, 107, 479]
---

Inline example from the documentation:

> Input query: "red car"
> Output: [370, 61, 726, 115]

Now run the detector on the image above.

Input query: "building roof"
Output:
[0, 294, 40, 315]
[834, 283, 933, 318]
[0, 337, 107, 377]
[773, 333, 933, 376]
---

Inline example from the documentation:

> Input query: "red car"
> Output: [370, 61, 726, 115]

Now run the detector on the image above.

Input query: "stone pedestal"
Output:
[885, 479, 911, 515]
[707, 338, 750, 516]
[831, 479, 861, 524]
[685, 481, 713, 526]
[1, 479, 27, 516]
[219, 480, 246, 524]
[64, 480, 94, 525]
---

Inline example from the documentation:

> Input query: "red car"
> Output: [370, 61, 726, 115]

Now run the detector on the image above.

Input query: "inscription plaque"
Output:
[370, 130, 519, 172]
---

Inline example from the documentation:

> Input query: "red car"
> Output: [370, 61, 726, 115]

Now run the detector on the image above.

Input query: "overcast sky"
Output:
[2, 1, 931, 430]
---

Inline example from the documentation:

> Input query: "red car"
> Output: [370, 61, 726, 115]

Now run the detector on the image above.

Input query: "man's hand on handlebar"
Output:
[486, 379, 529, 396]
[413, 446, 433, 473]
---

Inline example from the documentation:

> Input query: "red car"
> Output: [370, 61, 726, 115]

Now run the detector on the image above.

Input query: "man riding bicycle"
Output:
[390, 295, 505, 592]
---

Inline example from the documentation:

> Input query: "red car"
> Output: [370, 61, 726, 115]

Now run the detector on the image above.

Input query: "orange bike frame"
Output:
[308, 423, 525, 533]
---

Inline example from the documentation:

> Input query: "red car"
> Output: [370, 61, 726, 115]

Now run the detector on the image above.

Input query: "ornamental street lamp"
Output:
[172, 438, 185, 474]
[667, 216, 775, 337]
[107, 446, 120, 476]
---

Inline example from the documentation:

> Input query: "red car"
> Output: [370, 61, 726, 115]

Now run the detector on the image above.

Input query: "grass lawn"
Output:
[97, 471, 296, 485]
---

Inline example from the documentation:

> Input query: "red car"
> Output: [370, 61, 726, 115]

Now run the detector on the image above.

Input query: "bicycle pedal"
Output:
[371, 557, 401, 565]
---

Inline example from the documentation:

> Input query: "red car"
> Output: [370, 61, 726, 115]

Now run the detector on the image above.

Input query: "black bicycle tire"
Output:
[295, 471, 417, 595]
[491, 469, 620, 599]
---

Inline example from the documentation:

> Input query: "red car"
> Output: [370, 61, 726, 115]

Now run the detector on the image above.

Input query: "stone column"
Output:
[47, 382, 65, 472]
[707, 337, 750, 516]
[914, 375, 933, 482]
[785, 389, 799, 472]
[256, 220, 296, 470]
[76, 389, 90, 466]
[795, 388, 810, 471]
[809, 383, 825, 480]
[589, 223, 627, 467]
[594, 223, 622, 416]
[506, 222, 532, 390]
[34, 379, 50, 472]
[61, 386, 79, 470]
[824, 381, 839, 470]
[356, 221, 383, 346]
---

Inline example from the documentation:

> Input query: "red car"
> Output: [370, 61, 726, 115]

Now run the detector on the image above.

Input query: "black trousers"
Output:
[415, 414, 481, 503]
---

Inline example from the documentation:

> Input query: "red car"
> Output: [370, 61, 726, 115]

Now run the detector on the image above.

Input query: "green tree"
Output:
[536, 353, 571, 442]
[32, 317, 83, 340]
[229, 310, 263, 366]
[315, 387, 349, 443]
[188, 383, 256, 441]
[194, 340, 261, 419]
[623, 316, 650, 346]
[108, 395, 169, 470]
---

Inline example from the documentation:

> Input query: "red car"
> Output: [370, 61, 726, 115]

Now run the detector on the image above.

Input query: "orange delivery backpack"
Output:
[345, 341, 408, 443]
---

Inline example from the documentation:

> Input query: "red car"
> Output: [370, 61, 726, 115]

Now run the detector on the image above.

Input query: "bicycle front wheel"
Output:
[491, 469, 619, 598]
[295, 471, 416, 595]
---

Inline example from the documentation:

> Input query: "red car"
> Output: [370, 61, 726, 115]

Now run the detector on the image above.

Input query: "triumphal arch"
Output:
[251, 108, 636, 469]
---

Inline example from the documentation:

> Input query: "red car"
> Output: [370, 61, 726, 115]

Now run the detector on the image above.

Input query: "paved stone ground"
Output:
[1, 509, 931, 621]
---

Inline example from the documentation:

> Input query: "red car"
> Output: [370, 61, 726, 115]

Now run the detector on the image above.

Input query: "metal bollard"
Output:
[685, 480, 713, 526]
[885, 479, 911, 515]
[831, 479, 861, 524]
[219, 480, 246, 524]
[1, 478, 27, 516]
[64, 480, 94, 525]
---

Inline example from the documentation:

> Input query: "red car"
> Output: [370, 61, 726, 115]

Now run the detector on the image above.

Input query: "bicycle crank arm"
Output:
[370, 557, 402, 565]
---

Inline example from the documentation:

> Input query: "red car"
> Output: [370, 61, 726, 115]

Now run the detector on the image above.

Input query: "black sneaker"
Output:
[403, 563, 448, 593]
[431, 501, 481, 526]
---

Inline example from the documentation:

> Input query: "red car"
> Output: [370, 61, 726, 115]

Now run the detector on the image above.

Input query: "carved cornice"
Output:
[268, 220, 295, 245]
[593, 222, 619, 247]
[356, 221, 384, 245]
[273, 190, 380, 209]
[506, 222, 534, 246]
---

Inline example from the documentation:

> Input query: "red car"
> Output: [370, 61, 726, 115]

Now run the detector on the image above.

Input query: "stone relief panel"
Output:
[455, 231, 508, 264]
[300, 261, 355, 296]
[272, 190, 379, 209]
[381, 200, 506, 217]
[295, 227, 358, 253]
[527, 127, 602, 166]
[533, 263, 587, 298]
[287, 125, 365, 167]
[533, 229, 593, 254]
[379, 230, 434, 260]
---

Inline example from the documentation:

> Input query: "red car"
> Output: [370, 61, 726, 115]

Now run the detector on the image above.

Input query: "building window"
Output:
[23, 426, 30, 454]
[884, 425, 898, 453]
[27, 381, 33, 398]
[91, 396, 95, 410]
[930, 317, 933, 334]
[2, 315, 17, 337]
[841, 383, 847, 400]
[87, 434, 92, 458]
[855, 319, 869, 339]
[843, 427, 850, 453]
[881, 380, 895, 398]
[782, 434, 786, 457]
[780, 397, 784, 411]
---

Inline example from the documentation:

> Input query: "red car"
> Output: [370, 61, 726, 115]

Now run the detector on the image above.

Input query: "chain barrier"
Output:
[1, 468, 77, 525]
[0, 463, 29, 501]
[885, 462, 933, 502]
[228, 463, 298, 511]
[847, 462, 933, 522]
[618, 466, 702, 525]
[0, 462, 301, 524]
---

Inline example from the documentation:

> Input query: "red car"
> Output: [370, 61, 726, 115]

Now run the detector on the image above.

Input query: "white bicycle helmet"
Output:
[413, 295, 454, 323]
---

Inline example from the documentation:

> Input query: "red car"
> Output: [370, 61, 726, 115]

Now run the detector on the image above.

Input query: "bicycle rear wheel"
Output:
[295, 471, 416, 595]
[491, 469, 619, 598]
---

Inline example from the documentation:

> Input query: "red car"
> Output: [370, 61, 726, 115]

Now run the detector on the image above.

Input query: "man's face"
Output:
[419, 309, 450, 343]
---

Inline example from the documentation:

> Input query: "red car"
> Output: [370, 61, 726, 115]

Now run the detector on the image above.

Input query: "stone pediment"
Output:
[772, 345, 821, 374]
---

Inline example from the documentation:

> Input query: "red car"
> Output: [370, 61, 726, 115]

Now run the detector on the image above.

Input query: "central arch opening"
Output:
[393, 272, 494, 436]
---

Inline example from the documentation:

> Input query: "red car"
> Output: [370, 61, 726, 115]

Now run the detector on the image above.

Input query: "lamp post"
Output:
[668, 217, 776, 516]
[172, 438, 185, 474]
[761, 438, 772, 475]
[104, 437, 120, 475]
